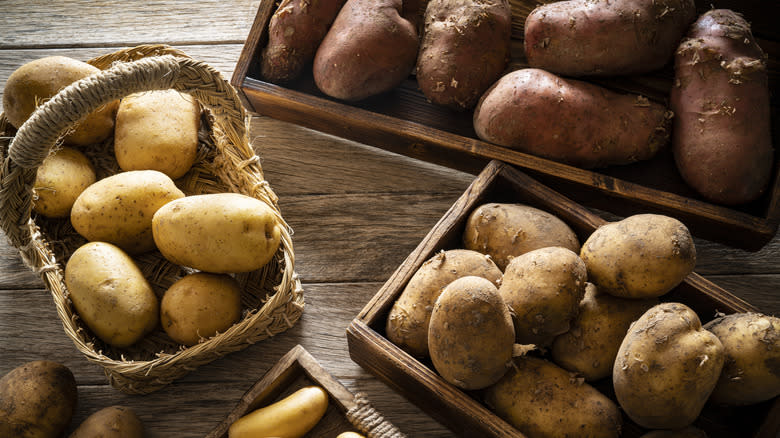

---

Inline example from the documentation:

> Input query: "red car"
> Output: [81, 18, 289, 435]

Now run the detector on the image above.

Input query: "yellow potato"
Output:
[115, 89, 200, 179]
[64, 241, 159, 348]
[228, 386, 329, 438]
[152, 193, 282, 273]
[68, 406, 144, 438]
[32, 147, 96, 218]
[161, 272, 243, 346]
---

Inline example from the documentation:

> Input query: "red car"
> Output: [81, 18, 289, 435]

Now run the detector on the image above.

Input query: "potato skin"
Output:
[428, 276, 514, 390]
[613, 302, 725, 429]
[228, 386, 328, 438]
[580, 214, 696, 299]
[551, 283, 657, 381]
[0, 360, 77, 438]
[462, 203, 580, 271]
[498, 247, 587, 346]
[68, 406, 145, 438]
[261, 0, 346, 83]
[313, 0, 418, 101]
[386, 249, 502, 358]
[473, 69, 671, 169]
[670, 9, 773, 205]
[704, 312, 780, 405]
[524, 0, 696, 76]
[484, 356, 622, 438]
[416, 0, 511, 110]
[33, 147, 96, 218]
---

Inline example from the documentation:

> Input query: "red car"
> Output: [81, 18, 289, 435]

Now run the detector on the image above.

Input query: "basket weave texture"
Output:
[0, 45, 304, 394]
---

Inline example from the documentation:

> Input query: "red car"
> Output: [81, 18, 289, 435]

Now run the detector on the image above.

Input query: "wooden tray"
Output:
[346, 160, 780, 438]
[231, 0, 779, 252]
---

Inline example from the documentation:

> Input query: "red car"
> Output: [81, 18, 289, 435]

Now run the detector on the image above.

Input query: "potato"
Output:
[152, 193, 282, 273]
[416, 0, 512, 110]
[261, 0, 346, 83]
[32, 146, 96, 218]
[70, 170, 185, 254]
[704, 312, 780, 406]
[2, 56, 117, 146]
[161, 272, 243, 346]
[524, 0, 696, 76]
[473, 69, 672, 169]
[462, 203, 580, 271]
[64, 241, 159, 348]
[68, 406, 144, 438]
[312, 0, 419, 101]
[0, 360, 77, 438]
[114, 90, 200, 179]
[498, 247, 587, 347]
[580, 214, 696, 299]
[613, 302, 725, 429]
[551, 283, 657, 381]
[670, 9, 773, 205]
[337, 433, 365, 438]
[639, 426, 707, 438]
[228, 386, 328, 438]
[386, 249, 502, 358]
[484, 355, 622, 438]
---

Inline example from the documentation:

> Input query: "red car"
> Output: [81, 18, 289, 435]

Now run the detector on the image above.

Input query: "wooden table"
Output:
[0, 1, 777, 436]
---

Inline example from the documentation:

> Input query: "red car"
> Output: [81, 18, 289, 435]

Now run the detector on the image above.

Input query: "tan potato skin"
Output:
[524, 0, 696, 76]
[68, 406, 145, 438]
[580, 214, 696, 299]
[386, 249, 502, 358]
[428, 276, 514, 390]
[484, 356, 622, 438]
[704, 312, 780, 405]
[613, 302, 725, 430]
[551, 283, 658, 381]
[228, 386, 328, 438]
[462, 203, 580, 271]
[0, 361, 77, 438]
[473, 69, 672, 169]
[670, 9, 773, 205]
[499, 247, 587, 347]
[32, 147, 96, 218]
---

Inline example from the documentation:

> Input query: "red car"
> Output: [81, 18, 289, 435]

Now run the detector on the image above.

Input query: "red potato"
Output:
[261, 0, 346, 84]
[670, 9, 773, 205]
[524, 0, 696, 77]
[473, 68, 672, 169]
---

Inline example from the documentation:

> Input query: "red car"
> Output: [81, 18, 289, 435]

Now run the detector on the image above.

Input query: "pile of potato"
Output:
[2, 55, 283, 350]
[385, 203, 780, 437]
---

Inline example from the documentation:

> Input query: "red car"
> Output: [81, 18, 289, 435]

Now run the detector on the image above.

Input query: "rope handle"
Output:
[0, 53, 250, 252]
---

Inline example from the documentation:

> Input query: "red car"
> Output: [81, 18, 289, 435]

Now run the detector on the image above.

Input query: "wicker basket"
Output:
[0, 45, 304, 394]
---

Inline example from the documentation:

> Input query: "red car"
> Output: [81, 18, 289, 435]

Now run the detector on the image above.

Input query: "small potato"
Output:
[704, 312, 780, 405]
[70, 170, 185, 254]
[499, 247, 587, 346]
[386, 249, 502, 358]
[152, 193, 282, 273]
[32, 146, 96, 218]
[484, 356, 622, 438]
[580, 214, 696, 299]
[428, 276, 514, 390]
[114, 89, 200, 179]
[65, 242, 159, 348]
[462, 203, 580, 271]
[0, 360, 77, 438]
[337, 433, 365, 438]
[161, 272, 243, 346]
[551, 283, 657, 381]
[228, 386, 328, 438]
[68, 406, 144, 438]
[613, 302, 725, 429]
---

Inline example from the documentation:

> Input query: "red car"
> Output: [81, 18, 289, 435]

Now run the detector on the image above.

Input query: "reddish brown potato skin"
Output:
[313, 0, 418, 101]
[524, 0, 696, 76]
[670, 9, 773, 205]
[261, 0, 346, 84]
[416, 0, 511, 110]
[473, 68, 671, 169]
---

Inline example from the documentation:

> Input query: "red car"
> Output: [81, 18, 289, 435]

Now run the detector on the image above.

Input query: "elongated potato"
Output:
[670, 9, 773, 205]
[473, 69, 672, 169]
[524, 0, 696, 76]
[228, 386, 328, 438]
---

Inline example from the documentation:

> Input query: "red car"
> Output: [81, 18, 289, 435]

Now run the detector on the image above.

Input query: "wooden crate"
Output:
[346, 160, 780, 438]
[231, 0, 779, 251]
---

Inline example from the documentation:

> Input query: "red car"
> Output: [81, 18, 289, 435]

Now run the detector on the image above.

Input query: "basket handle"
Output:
[0, 54, 250, 256]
